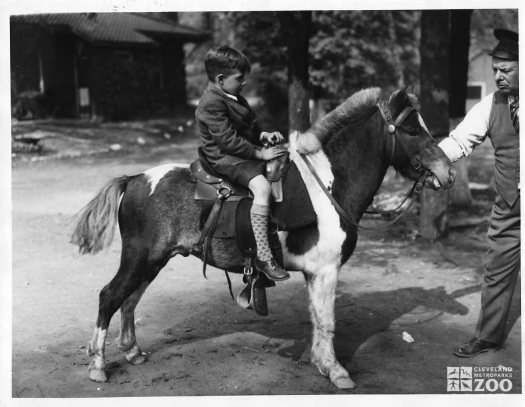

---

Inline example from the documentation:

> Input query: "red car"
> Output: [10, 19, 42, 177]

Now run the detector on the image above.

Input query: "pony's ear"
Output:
[388, 88, 408, 117]
[400, 85, 420, 111]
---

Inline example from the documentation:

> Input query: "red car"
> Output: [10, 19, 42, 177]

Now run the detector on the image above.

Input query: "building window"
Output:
[466, 81, 486, 101]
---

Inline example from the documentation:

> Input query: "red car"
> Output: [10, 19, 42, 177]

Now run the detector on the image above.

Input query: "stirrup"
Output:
[235, 272, 269, 316]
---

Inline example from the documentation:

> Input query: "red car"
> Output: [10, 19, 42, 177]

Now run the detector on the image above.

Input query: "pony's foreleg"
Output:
[117, 281, 150, 365]
[306, 265, 356, 389]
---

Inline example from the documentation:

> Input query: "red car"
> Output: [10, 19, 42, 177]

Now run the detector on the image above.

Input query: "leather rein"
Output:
[299, 101, 431, 230]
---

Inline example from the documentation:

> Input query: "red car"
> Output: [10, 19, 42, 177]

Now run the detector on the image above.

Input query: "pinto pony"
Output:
[72, 88, 455, 389]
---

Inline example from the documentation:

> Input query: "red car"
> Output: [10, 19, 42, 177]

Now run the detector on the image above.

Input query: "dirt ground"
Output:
[10, 119, 522, 398]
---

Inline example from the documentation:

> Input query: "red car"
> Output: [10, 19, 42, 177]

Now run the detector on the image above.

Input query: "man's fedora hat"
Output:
[488, 28, 519, 60]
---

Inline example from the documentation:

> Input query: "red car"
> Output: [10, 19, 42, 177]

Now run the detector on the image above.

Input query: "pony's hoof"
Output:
[88, 364, 108, 382]
[125, 345, 147, 365]
[331, 374, 356, 389]
[127, 353, 147, 365]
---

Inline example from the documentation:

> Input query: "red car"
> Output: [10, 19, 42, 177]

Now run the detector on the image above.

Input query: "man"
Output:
[438, 28, 519, 358]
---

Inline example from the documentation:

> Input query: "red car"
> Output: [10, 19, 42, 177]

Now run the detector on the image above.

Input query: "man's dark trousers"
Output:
[475, 195, 520, 344]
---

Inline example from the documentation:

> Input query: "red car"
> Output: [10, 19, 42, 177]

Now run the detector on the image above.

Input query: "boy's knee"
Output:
[249, 176, 271, 198]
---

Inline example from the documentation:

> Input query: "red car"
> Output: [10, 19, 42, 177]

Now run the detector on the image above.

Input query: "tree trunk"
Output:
[419, 10, 451, 240]
[310, 98, 328, 123]
[449, 10, 473, 119]
[448, 10, 473, 207]
[277, 11, 312, 133]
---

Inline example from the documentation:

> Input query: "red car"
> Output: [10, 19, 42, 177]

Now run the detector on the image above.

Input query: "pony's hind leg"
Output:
[117, 281, 150, 365]
[88, 255, 149, 382]
[306, 265, 356, 389]
[88, 325, 109, 382]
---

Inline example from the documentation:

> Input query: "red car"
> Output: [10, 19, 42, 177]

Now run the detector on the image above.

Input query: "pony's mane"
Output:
[297, 87, 382, 154]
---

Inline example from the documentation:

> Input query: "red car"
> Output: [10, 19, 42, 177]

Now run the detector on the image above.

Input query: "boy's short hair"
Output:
[204, 45, 251, 81]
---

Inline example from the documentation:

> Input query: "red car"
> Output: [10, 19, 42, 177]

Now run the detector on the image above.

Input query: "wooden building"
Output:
[11, 13, 209, 120]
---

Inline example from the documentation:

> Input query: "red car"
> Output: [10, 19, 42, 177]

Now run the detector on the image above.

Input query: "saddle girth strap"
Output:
[194, 195, 228, 279]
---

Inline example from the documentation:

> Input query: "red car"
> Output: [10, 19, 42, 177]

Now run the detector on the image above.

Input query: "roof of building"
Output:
[11, 13, 209, 45]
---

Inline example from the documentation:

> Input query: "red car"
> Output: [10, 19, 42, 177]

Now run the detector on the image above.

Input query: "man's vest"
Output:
[488, 91, 520, 207]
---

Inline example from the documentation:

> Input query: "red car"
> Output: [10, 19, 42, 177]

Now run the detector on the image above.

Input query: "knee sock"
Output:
[250, 203, 272, 261]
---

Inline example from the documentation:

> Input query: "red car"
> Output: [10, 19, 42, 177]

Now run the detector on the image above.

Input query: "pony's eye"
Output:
[404, 126, 420, 135]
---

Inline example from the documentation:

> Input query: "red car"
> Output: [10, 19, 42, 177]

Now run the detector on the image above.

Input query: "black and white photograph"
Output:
[2, 0, 523, 404]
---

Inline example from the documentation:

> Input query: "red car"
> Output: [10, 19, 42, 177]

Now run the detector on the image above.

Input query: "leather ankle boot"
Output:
[255, 258, 290, 281]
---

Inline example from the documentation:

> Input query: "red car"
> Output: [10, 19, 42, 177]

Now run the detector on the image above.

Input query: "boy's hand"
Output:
[260, 131, 284, 146]
[255, 146, 286, 161]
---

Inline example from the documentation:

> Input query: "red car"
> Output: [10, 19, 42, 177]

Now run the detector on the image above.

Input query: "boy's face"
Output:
[217, 70, 246, 96]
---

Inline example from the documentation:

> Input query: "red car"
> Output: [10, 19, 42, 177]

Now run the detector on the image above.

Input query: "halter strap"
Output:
[298, 100, 430, 231]
[377, 102, 420, 167]
[299, 151, 428, 231]
[394, 105, 417, 127]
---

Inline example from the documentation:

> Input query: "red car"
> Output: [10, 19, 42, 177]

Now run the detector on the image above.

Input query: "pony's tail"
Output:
[71, 176, 130, 255]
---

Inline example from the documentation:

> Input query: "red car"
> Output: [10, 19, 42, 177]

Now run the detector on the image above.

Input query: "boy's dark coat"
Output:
[196, 84, 264, 166]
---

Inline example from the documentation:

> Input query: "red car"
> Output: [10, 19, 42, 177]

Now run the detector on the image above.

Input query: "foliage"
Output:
[470, 9, 518, 54]
[309, 11, 420, 102]
[225, 11, 289, 131]
[182, 9, 518, 120]
[227, 10, 420, 104]
[226, 11, 287, 74]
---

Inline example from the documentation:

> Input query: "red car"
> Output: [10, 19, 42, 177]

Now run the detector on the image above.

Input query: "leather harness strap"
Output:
[377, 101, 421, 165]
[359, 172, 427, 231]
[364, 104, 428, 216]
[193, 187, 231, 278]
[364, 175, 421, 215]
[299, 101, 431, 231]
[299, 153, 357, 228]
[224, 271, 234, 300]
[374, 102, 430, 195]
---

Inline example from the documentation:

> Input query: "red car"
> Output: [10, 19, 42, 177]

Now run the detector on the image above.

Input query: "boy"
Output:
[195, 45, 289, 281]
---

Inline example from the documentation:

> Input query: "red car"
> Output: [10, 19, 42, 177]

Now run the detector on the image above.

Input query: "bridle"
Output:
[299, 99, 433, 230]
[358, 102, 432, 230]
[376, 101, 430, 192]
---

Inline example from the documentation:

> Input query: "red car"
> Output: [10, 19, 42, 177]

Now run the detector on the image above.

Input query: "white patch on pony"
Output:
[88, 326, 109, 382]
[144, 163, 189, 196]
[296, 131, 322, 154]
[284, 134, 353, 387]
[89, 327, 107, 369]
[418, 113, 431, 135]
[285, 132, 346, 275]
[97, 328, 108, 354]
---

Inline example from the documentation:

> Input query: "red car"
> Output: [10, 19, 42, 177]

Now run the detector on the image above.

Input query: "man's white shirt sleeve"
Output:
[438, 92, 494, 162]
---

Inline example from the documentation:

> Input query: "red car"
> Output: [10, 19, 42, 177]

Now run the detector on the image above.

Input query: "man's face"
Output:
[492, 57, 519, 95]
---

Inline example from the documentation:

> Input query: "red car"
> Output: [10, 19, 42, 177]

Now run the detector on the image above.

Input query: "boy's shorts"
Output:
[212, 156, 266, 188]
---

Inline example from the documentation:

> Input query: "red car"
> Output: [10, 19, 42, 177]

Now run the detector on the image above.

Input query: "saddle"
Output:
[189, 148, 316, 316]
